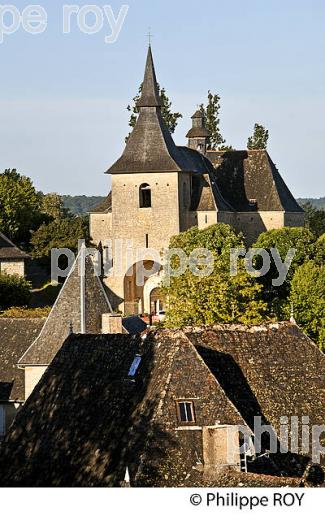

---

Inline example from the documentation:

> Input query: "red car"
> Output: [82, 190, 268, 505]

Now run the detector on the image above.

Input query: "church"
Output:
[89, 46, 304, 315]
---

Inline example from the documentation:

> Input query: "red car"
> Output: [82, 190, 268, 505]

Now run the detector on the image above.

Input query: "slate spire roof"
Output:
[136, 45, 161, 108]
[106, 46, 194, 174]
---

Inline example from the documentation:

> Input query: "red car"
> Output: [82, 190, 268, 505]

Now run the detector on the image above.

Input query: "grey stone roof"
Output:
[18, 253, 112, 366]
[106, 47, 196, 175]
[0, 323, 323, 486]
[0, 232, 30, 260]
[208, 150, 304, 212]
[136, 45, 161, 108]
[0, 318, 45, 401]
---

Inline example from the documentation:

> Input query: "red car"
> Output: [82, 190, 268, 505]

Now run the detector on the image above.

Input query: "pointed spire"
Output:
[136, 45, 161, 108]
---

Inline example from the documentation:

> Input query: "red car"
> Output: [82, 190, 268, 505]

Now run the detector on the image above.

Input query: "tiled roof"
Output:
[207, 150, 304, 212]
[0, 323, 323, 486]
[0, 318, 45, 401]
[0, 232, 30, 260]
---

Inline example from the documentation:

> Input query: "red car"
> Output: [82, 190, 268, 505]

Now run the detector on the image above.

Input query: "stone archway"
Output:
[123, 260, 161, 315]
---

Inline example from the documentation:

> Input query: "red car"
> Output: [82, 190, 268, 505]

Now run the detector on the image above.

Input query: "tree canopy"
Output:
[301, 202, 325, 238]
[247, 123, 269, 150]
[163, 224, 267, 327]
[0, 273, 31, 310]
[0, 169, 44, 244]
[290, 261, 325, 351]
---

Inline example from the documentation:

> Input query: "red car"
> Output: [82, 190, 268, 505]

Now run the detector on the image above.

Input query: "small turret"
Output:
[186, 109, 210, 154]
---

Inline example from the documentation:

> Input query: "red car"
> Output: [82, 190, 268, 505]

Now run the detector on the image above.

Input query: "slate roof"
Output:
[18, 252, 112, 366]
[0, 323, 323, 487]
[89, 193, 112, 213]
[0, 232, 30, 260]
[0, 318, 45, 401]
[207, 150, 304, 212]
[106, 47, 200, 175]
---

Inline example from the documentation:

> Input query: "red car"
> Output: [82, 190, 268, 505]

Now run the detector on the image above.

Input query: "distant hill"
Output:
[297, 197, 325, 210]
[62, 195, 105, 216]
[62, 195, 325, 216]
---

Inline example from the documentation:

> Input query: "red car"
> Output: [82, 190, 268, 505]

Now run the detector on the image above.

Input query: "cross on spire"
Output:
[147, 27, 152, 46]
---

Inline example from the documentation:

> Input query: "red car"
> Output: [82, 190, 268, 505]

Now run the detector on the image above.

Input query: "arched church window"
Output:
[139, 183, 151, 208]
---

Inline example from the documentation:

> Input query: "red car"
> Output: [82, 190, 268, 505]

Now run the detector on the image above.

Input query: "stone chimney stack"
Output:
[102, 313, 123, 334]
[186, 109, 210, 154]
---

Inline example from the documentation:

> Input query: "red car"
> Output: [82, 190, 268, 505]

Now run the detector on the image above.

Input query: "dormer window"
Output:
[139, 183, 151, 208]
[177, 401, 195, 424]
[248, 198, 257, 210]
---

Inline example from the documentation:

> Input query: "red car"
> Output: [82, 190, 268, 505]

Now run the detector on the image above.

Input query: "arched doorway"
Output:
[123, 260, 161, 315]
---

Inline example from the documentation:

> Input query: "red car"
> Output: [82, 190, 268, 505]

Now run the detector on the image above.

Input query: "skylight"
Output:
[128, 355, 142, 377]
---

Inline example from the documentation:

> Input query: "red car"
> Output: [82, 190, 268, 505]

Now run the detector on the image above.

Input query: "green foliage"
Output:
[247, 123, 269, 150]
[301, 202, 325, 238]
[126, 83, 182, 140]
[30, 216, 90, 270]
[0, 273, 31, 310]
[200, 91, 226, 150]
[0, 169, 44, 244]
[41, 193, 70, 219]
[0, 306, 50, 318]
[164, 224, 267, 327]
[297, 197, 325, 211]
[314, 234, 325, 265]
[61, 195, 105, 216]
[290, 261, 325, 351]
[252, 227, 316, 310]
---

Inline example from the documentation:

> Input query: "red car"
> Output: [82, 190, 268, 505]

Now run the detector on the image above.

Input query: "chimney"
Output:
[102, 313, 123, 334]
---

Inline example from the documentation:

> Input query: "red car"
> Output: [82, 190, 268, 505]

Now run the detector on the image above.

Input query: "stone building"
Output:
[89, 46, 304, 315]
[0, 232, 30, 278]
[0, 322, 323, 487]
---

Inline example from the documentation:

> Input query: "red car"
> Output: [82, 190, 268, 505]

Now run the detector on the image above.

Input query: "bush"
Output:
[0, 306, 50, 318]
[0, 273, 31, 310]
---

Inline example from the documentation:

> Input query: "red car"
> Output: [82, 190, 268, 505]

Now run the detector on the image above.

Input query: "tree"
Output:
[0, 273, 31, 310]
[0, 169, 44, 244]
[252, 227, 316, 316]
[126, 84, 182, 140]
[30, 216, 90, 271]
[41, 193, 70, 220]
[163, 224, 267, 327]
[247, 123, 269, 150]
[301, 202, 325, 238]
[200, 91, 228, 150]
[290, 261, 325, 351]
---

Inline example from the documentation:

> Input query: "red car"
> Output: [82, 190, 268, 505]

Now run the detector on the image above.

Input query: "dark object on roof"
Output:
[0, 323, 323, 487]
[89, 193, 112, 213]
[0, 232, 30, 261]
[122, 315, 147, 334]
[0, 318, 45, 401]
[207, 150, 304, 212]
[18, 253, 112, 366]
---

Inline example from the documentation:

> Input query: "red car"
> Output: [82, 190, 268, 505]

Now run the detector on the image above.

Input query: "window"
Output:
[139, 183, 151, 208]
[177, 401, 195, 424]
[205, 214, 208, 224]
[128, 355, 142, 377]
[145, 234, 149, 248]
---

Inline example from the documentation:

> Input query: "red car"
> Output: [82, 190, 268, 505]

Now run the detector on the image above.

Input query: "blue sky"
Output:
[0, 0, 324, 196]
